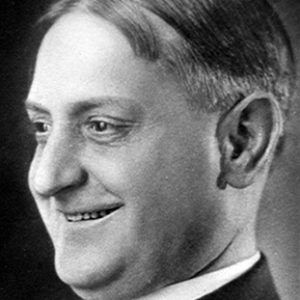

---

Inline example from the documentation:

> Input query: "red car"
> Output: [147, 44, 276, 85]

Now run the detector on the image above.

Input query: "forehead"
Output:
[29, 11, 168, 109]
[38, 11, 133, 67]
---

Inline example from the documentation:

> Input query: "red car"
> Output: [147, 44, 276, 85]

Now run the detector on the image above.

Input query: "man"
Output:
[25, 0, 296, 299]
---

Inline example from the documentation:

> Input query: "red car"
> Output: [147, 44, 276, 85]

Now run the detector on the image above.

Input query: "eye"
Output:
[34, 121, 51, 134]
[30, 120, 52, 143]
[88, 120, 123, 136]
[85, 118, 134, 143]
[90, 121, 110, 132]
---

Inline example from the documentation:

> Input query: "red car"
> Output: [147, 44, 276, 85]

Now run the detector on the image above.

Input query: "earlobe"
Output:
[216, 92, 283, 190]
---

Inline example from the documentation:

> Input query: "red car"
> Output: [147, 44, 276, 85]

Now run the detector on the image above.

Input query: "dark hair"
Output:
[33, 0, 296, 115]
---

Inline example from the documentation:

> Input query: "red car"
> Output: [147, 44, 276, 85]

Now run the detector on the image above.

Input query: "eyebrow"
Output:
[25, 96, 140, 116]
[25, 101, 50, 114]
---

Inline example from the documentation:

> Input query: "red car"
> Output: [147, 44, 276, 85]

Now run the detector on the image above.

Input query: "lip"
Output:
[57, 203, 124, 223]
[58, 203, 124, 216]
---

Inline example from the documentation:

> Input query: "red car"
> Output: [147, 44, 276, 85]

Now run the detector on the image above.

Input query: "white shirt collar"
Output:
[136, 252, 261, 300]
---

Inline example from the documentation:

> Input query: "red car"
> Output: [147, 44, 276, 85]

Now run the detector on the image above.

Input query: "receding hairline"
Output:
[31, 0, 296, 116]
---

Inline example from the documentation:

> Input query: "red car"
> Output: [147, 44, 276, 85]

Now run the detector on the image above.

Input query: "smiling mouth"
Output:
[65, 207, 120, 222]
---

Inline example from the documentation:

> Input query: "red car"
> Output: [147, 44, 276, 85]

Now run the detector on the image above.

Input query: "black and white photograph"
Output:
[0, 1, 299, 299]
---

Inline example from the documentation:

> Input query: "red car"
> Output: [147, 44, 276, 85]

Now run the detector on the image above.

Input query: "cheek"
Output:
[85, 144, 164, 202]
[85, 124, 215, 214]
[85, 131, 214, 238]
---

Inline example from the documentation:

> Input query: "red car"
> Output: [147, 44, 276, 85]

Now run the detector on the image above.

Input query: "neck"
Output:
[200, 222, 258, 277]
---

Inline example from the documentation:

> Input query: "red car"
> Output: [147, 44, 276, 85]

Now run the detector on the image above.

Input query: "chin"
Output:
[54, 248, 127, 300]
[54, 249, 162, 300]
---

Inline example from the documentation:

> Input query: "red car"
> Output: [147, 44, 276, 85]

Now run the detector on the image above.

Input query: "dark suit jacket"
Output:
[44, 255, 280, 300]
[199, 255, 280, 300]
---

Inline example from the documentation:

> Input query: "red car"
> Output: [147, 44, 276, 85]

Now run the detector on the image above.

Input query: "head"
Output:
[26, 0, 295, 299]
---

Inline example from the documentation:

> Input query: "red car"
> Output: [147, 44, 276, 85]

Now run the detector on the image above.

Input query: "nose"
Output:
[31, 134, 88, 198]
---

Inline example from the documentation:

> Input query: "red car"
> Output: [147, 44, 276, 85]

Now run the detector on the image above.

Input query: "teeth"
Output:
[65, 208, 117, 222]
[99, 211, 107, 217]
[83, 213, 90, 220]
[91, 212, 98, 219]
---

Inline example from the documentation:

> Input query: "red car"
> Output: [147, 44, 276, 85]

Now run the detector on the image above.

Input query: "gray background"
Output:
[258, 1, 299, 299]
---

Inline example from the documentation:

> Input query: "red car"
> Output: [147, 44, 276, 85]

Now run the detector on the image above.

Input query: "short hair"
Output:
[32, 0, 296, 115]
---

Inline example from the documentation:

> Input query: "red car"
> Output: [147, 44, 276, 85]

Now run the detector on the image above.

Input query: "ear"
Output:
[216, 92, 283, 190]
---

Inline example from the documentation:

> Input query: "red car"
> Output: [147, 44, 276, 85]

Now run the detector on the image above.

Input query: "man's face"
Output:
[27, 12, 232, 300]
